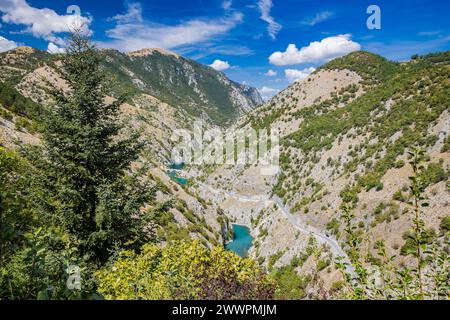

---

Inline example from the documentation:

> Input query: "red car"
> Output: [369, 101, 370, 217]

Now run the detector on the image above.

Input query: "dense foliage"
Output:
[0, 33, 270, 300]
[0, 39, 448, 301]
[96, 240, 275, 300]
[336, 149, 449, 300]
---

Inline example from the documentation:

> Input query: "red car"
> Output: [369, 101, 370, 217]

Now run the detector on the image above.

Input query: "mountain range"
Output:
[0, 46, 448, 298]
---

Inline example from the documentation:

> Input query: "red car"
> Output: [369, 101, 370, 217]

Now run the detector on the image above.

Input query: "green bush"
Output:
[14, 117, 31, 132]
[400, 229, 436, 256]
[420, 162, 447, 188]
[0, 82, 43, 120]
[394, 160, 405, 168]
[0, 108, 13, 121]
[96, 241, 275, 299]
[440, 216, 450, 234]
[270, 266, 310, 300]
[268, 251, 285, 270]
[317, 259, 330, 271]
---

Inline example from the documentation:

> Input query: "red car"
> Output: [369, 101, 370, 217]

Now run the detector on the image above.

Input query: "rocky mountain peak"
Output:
[10, 46, 36, 55]
[127, 48, 180, 59]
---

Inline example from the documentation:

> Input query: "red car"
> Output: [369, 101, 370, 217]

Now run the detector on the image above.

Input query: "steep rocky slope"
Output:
[0, 46, 262, 126]
[0, 46, 260, 248]
[102, 48, 262, 125]
[196, 51, 449, 293]
[1, 46, 448, 296]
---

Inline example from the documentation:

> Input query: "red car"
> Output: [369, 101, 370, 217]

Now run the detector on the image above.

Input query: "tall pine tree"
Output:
[24, 31, 153, 262]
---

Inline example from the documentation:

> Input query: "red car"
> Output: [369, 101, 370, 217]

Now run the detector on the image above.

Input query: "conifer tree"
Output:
[23, 30, 152, 262]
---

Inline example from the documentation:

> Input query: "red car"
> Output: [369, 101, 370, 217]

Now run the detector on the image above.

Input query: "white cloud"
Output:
[222, 1, 232, 11]
[209, 59, 231, 71]
[0, 35, 17, 52]
[47, 42, 65, 54]
[259, 86, 279, 101]
[258, 0, 281, 40]
[269, 34, 361, 66]
[0, 0, 92, 43]
[100, 3, 243, 52]
[285, 67, 316, 82]
[264, 69, 277, 76]
[301, 11, 333, 26]
[109, 2, 143, 23]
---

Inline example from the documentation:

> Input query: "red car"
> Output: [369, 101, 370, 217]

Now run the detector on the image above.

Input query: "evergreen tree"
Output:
[23, 31, 153, 263]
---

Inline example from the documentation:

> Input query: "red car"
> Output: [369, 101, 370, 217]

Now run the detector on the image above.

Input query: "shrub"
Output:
[394, 160, 405, 168]
[0, 108, 13, 121]
[400, 229, 435, 256]
[317, 259, 330, 271]
[270, 266, 310, 300]
[14, 117, 30, 132]
[96, 241, 275, 300]
[326, 218, 340, 235]
[268, 251, 285, 270]
[420, 162, 447, 188]
[440, 216, 450, 234]
[392, 190, 406, 202]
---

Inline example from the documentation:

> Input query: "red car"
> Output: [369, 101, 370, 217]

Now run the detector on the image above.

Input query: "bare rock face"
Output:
[195, 51, 450, 293]
[107, 48, 263, 126]
[127, 48, 180, 59]
[11, 46, 36, 55]
[1, 46, 448, 296]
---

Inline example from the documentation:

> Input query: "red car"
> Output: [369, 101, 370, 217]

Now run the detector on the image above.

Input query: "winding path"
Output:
[199, 182, 356, 277]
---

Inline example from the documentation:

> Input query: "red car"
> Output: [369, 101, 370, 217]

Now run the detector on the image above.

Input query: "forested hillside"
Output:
[0, 33, 271, 299]
[197, 51, 449, 299]
[0, 32, 448, 300]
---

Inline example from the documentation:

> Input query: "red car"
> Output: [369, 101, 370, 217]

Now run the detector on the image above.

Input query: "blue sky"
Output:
[0, 0, 449, 99]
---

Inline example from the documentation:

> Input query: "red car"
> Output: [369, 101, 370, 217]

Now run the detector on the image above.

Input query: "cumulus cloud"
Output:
[301, 11, 333, 26]
[47, 42, 65, 54]
[259, 86, 279, 101]
[264, 69, 277, 76]
[209, 59, 231, 71]
[285, 67, 316, 82]
[258, 0, 281, 40]
[0, 0, 92, 43]
[100, 2, 243, 52]
[0, 35, 17, 52]
[269, 34, 361, 66]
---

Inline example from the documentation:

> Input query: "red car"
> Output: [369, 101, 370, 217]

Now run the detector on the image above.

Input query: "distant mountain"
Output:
[0, 46, 262, 126]
[1, 46, 448, 298]
[0, 45, 237, 248]
[101, 48, 262, 125]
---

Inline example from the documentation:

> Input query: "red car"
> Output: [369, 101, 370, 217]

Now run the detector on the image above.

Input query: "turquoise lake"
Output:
[167, 170, 188, 185]
[167, 162, 188, 185]
[225, 224, 253, 257]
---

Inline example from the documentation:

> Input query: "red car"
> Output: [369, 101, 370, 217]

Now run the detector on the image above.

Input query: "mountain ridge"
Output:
[0, 45, 263, 127]
[195, 50, 449, 295]
[1, 48, 448, 299]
